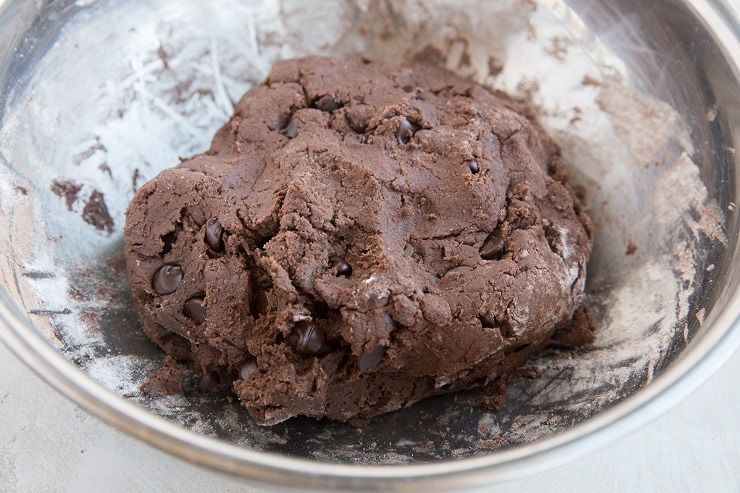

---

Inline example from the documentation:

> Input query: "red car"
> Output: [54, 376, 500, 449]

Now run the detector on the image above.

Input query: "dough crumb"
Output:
[141, 356, 184, 396]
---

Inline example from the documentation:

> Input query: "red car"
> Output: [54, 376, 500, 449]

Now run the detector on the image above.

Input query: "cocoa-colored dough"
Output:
[141, 356, 184, 396]
[124, 56, 593, 425]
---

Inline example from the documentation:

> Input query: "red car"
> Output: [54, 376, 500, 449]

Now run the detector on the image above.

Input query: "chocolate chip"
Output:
[467, 160, 480, 174]
[480, 230, 505, 260]
[287, 321, 327, 357]
[342, 132, 366, 144]
[358, 345, 385, 372]
[205, 217, 223, 251]
[331, 257, 352, 277]
[347, 114, 366, 133]
[252, 290, 269, 319]
[280, 117, 299, 139]
[183, 297, 206, 324]
[478, 313, 497, 328]
[396, 118, 418, 144]
[314, 94, 342, 112]
[152, 265, 183, 295]
[197, 371, 221, 391]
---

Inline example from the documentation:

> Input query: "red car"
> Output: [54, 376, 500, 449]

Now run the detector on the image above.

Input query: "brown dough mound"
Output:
[124, 56, 593, 425]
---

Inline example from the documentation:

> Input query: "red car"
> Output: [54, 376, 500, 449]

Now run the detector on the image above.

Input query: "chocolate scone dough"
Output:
[124, 56, 593, 425]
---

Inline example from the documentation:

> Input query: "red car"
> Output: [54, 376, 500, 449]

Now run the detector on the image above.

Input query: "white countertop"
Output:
[1, 339, 738, 492]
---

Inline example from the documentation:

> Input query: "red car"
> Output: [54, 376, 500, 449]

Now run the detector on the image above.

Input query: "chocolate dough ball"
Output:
[124, 56, 592, 425]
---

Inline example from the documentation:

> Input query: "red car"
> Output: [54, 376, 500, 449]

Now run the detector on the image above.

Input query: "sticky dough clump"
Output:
[124, 56, 593, 425]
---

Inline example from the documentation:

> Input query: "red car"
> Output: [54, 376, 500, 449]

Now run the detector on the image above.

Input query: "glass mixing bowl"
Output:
[0, 0, 738, 490]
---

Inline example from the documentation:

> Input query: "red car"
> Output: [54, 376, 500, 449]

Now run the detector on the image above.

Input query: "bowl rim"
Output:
[1, 0, 739, 490]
